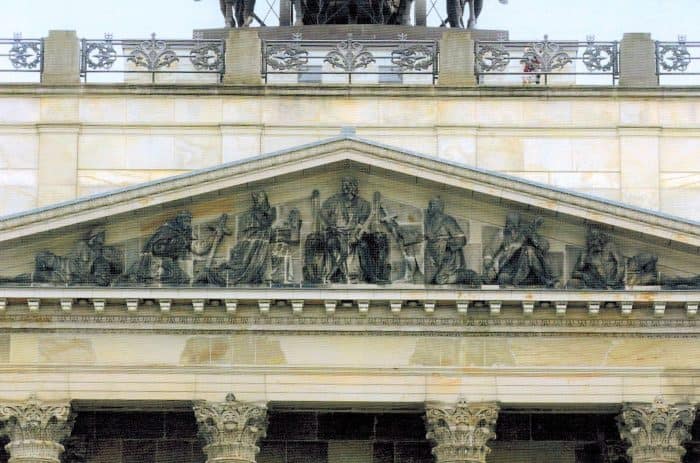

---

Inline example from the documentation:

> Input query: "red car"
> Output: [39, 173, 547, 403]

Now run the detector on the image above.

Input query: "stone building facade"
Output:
[0, 27, 699, 463]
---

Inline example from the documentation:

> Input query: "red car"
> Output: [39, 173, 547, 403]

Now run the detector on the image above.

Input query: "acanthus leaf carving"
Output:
[192, 393, 268, 463]
[617, 397, 696, 463]
[0, 395, 75, 463]
[425, 400, 499, 463]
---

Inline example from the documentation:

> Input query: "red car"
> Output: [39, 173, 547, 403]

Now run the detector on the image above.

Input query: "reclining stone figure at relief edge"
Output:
[3, 228, 123, 287]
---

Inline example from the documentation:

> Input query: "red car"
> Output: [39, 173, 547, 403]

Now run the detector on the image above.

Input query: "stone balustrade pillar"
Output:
[193, 393, 268, 463]
[41, 30, 81, 85]
[0, 395, 75, 463]
[619, 32, 659, 87]
[438, 30, 477, 87]
[425, 400, 500, 463]
[618, 397, 696, 463]
[223, 29, 263, 85]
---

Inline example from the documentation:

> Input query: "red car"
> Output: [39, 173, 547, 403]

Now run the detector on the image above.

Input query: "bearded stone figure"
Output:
[569, 226, 625, 289]
[423, 197, 478, 285]
[483, 212, 557, 287]
[121, 211, 194, 285]
[196, 191, 276, 286]
[320, 176, 372, 283]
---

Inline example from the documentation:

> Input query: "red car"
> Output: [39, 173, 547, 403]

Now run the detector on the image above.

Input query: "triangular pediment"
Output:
[0, 135, 699, 290]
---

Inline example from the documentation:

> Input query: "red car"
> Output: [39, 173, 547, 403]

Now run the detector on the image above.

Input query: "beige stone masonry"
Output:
[1, 88, 700, 220]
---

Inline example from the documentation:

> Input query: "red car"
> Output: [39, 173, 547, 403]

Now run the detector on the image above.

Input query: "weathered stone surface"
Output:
[0, 395, 74, 463]
[193, 394, 268, 463]
[425, 401, 499, 463]
[618, 398, 695, 463]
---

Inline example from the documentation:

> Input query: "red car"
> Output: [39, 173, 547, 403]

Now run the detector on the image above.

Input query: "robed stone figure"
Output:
[10, 229, 123, 286]
[569, 226, 624, 289]
[320, 176, 371, 283]
[484, 212, 557, 287]
[121, 211, 194, 285]
[423, 198, 479, 285]
[196, 191, 276, 286]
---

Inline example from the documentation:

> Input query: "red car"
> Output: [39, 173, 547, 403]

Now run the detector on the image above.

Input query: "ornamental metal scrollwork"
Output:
[8, 37, 42, 70]
[475, 43, 510, 72]
[265, 43, 309, 71]
[582, 40, 616, 72]
[391, 43, 436, 71]
[189, 42, 224, 71]
[521, 36, 572, 73]
[657, 42, 691, 72]
[84, 37, 117, 70]
[127, 33, 179, 71]
[324, 35, 375, 72]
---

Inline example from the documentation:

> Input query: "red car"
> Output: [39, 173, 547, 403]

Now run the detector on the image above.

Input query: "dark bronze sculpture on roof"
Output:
[446, 0, 508, 28]
[204, 0, 506, 26]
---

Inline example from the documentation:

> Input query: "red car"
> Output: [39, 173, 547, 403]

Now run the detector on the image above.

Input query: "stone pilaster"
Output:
[617, 397, 696, 463]
[425, 400, 499, 463]
[0, 395, 74, 463]
[193, 394, 268, 463]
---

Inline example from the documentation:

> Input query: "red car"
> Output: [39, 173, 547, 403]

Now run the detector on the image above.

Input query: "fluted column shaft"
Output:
[0, 396, 74, 463]
[425, 401, 500, 463]
[618, 397, 696, 463]
[193, 394, 268, 463]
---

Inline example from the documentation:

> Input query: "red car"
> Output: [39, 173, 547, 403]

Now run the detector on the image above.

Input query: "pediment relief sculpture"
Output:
[0, 173, 698, 290]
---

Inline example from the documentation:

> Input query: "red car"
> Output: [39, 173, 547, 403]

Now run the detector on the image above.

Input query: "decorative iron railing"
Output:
[80, 34, 226, 83]
[474, 36, 619, 86]
[0, 36, 43, 80]
[656, 38, 700, 84]
[262, 34, 439, 84]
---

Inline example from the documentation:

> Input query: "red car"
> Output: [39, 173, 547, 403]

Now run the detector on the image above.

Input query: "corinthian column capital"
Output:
[193, 393, 268, 463]
[618, 397, 696, 463]
[425, 400, 500, 463]
[0, 395, 75, 463]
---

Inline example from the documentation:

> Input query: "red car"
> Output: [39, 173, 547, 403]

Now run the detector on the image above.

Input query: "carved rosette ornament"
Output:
[0, 395, 75, 463]
[193, 394, 268, 463]
[617, 397, 696, 463]
[425, 401, 500, 463]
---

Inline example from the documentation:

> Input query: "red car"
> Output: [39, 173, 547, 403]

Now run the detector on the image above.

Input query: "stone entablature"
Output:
[0, 288, 698, 317]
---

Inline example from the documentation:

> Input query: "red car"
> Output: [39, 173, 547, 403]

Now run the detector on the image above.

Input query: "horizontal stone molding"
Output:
[1, 85, 700, 98]
[2, 365, 700, 405]
[0, 288, 697, 319]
